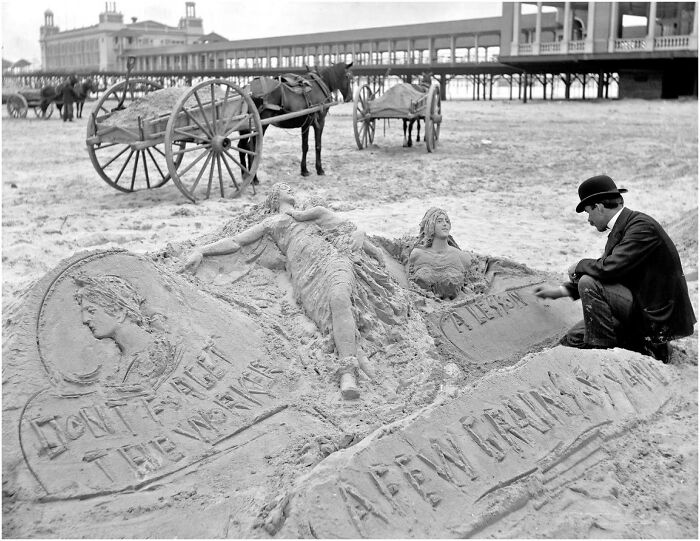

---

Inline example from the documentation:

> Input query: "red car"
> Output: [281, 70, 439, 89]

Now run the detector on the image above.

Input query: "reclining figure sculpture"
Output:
[182, 183, 408, 400]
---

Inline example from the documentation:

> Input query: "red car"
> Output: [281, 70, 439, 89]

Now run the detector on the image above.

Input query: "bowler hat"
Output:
[575, 175, 628, 213]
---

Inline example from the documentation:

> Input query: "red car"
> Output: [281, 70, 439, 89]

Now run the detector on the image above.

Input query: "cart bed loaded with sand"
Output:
[352, 81, 442, 152]
[86, 74, 338, 202]
[3, 88, 54, 119]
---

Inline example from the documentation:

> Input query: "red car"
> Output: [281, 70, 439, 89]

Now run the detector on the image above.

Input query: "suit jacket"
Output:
[564, 207, 696, 341]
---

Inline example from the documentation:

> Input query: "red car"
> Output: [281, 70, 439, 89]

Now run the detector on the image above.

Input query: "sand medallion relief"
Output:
[18, 250, 288, 499]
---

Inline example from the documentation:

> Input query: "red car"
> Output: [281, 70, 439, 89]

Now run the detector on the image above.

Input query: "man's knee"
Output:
[577, 274, 598, 295]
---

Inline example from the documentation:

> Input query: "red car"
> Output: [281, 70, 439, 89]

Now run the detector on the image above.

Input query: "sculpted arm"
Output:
[286, 206, 333, 223]
[181, 221, 268, 273]
[362, 236, 385, 266]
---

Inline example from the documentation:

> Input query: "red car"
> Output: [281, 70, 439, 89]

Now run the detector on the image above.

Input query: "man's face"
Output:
[584, 203, 608, 232]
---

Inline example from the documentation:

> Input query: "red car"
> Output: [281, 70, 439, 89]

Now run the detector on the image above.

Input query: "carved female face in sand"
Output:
[420, 208, 451, 246]
[74, 274, 147, 342]
[265, 182, 295, 213]
[80, 300, 123, 339]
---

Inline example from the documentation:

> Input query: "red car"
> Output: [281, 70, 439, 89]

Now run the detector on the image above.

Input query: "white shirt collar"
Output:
[606, 207, 624, 232]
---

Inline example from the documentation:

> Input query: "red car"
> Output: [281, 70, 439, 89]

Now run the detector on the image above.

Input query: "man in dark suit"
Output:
[534, 175, 696, 362]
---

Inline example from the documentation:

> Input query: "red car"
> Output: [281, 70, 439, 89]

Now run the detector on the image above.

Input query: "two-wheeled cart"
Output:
[352, 81, 442, 152]
[85, 77, 337, 202]
[3, 88, 54, 119]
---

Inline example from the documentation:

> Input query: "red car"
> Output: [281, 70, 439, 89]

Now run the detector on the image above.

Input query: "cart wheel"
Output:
[34, 102, 54, 119]
[352, 84, 375, 150]
[7, 94, 28, 119]
[164, 79, 263, 203]
[86, 78, 182, 193]
[424, 83, 442, 153]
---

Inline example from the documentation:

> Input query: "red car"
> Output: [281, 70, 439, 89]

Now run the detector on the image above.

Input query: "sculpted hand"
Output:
[180, 250, 204, 274]
[351, 230, 365, 252]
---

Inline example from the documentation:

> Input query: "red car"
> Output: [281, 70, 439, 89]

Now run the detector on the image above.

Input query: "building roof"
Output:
[195, 32, 228, 43]
[128, 20, 179, 32]
[2, 58, 13, 69]
[12, 59, 31, 68]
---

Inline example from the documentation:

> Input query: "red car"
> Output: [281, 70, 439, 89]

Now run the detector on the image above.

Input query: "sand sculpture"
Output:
[407, 207, 488, 300]
[278, 347, 677, 538]
[6, 250, 288, 499]
[182, 183, 409, 400]
[4, 200, 681, 538]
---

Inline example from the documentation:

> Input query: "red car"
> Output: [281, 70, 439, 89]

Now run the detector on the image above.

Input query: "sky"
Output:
[1, 0, 505, 63]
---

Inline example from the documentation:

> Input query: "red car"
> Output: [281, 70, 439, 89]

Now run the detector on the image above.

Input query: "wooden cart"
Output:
[3, 88, 54, 119]
[85, 78, 337, 202]
[352, 81, 442, 152]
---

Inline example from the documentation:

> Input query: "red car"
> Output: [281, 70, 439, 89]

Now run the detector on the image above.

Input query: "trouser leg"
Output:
[562, 276, 634, 349]
[574, 275, 634, 348]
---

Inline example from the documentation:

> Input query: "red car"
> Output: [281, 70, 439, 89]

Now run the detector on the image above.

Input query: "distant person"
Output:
[61, 75, 78, 122]
[534, 175, 696, 362]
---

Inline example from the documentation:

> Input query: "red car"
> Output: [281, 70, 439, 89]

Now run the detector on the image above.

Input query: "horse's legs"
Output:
[416, 119, 421, 143]
[402, 120, 409, 147]
[300, 125, 310, 177]
[406, 120, 414, 147]
[237, 125, 267, 185]
[313, 116, 325, 175]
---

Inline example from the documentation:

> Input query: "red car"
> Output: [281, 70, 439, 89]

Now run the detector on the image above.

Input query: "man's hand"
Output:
[179, 250, 204, 274]
[533, 284, 566, 299]
[567, 262, 578, 282]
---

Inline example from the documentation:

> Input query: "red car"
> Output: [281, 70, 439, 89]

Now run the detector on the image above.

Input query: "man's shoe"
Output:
[644, 341, 670, 363]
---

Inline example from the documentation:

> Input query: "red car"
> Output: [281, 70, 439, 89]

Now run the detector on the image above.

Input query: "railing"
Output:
[654, 35, 691, 49]
[614, 38, 647, 51]
[569, 40, 586, 52]
[539, 41, 562, 54]
[518, 43, 533, 55]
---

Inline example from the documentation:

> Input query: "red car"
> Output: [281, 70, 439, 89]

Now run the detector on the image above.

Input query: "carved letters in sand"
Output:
[13, 250, 288, 499]
[434, 283, 582, 362]
[279, 348, 675, 538]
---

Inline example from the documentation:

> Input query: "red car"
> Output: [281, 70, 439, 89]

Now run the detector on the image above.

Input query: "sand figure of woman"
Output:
[288, 195, 386, 267]
[408, 207, 485, 300]
[182, 183, 408, 399]
[74, 273, 178, 389]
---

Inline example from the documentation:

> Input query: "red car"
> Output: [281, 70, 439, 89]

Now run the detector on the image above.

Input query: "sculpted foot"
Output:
[340, 372, 360, 399]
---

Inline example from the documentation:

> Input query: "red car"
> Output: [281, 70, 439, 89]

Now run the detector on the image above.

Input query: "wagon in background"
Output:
[352, 81, 442, 152]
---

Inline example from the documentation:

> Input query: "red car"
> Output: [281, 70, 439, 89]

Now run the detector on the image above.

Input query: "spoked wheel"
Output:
[424, 83, 442, 153]
[7, 94, 28, 118]
[352, 84, 375, 150]
[86, 79, 182, 193]
[164, 79, 263, 203]
[33, 102, 54, 119]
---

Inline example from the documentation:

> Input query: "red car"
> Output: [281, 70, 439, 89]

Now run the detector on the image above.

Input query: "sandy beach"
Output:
[2, 96, 697, 538]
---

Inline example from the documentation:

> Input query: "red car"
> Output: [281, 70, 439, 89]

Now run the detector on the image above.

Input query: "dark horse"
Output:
[38, 76, 76, 119]
[402, 72, 432, 147]
[74, 79, 98, 118]
[239, 62, 353, 183]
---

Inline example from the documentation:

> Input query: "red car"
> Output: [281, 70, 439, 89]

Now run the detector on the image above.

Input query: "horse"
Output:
[38, 76, 77, 119]
[402, 72, 432, 147]
[38, 83, 65, 118]
[239, 62, 353, 184]
[74, 78, 98, 118]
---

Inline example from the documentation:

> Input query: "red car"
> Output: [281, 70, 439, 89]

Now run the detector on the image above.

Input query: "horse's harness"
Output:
[251, 70, 334, 128]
